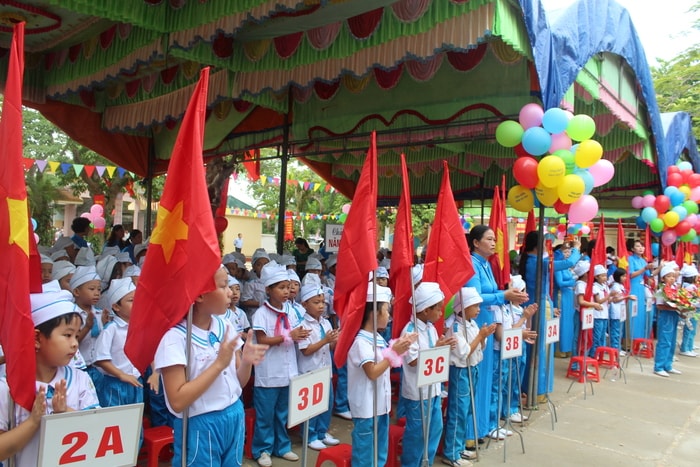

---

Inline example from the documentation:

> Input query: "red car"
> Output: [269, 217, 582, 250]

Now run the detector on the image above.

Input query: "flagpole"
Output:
[527, 204, 545, 408]
[371, 274, 379, 467]
[181, 304, 194, 467]
[276, 91, 292, 254]
[459, 289, 480, 462]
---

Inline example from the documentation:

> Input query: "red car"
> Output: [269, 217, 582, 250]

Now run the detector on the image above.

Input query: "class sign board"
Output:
[38, 403, 143, 467]
[324, 224, 343, 253]
[546, 318, 560, 345]
[582, 308, 594, 330]
[501, 328, 523, 359]
[288, 366, 331, 428]
[417, 346, 451, 388]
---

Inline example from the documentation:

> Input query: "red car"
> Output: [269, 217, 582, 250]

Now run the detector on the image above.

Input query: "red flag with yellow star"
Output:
[488, 176, 510, 289]
[617, 219, 631, 291]
[423, 161, 475, 333]
[125, 68, 220, 373]
[0, 22, 37, 412]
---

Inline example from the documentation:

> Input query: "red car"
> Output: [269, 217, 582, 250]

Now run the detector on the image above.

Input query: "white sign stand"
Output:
[417, 345, 450, 467]
[288, 366, 332, 467]
[38, 403, 143, 467]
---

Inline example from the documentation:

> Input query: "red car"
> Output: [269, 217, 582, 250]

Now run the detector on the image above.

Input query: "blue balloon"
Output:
[568, 226, 578, 234]
[635, 216, 647, 229]
[641, 207, 658, 223]
[677, 161, 693, 171]
[542, 108, 570, 134]
[671, 205, 688, 220]
[31, 218, 38, 231]
[521, 127, 552, 156]
[651, 243, 660, 257]
[664, 185, 679, 199]
[575, 169, 594, 195]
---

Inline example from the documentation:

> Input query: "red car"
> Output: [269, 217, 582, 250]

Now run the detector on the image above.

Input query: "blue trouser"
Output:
[443, 366, 471, 461]
[334, 363, 349, 413]
[590, 318, 608, 356]
[351, 414, 389, 467]
[400, 395, 443, 467]
[489, 351, 510, 431]
[99, 374, 144, 407]
[654, 310, 680, 372]
[609, 319, 621, 350]
[173, 399, 244, 467]
[85, 366, 104, 405]
[309, 379, 334, 442]
[510, 350, 526, 414]
[573, 310, 581, 355]
[252, 386, 291, 458]
[144, 366, 173, 428]
[680, 316, 698, 352]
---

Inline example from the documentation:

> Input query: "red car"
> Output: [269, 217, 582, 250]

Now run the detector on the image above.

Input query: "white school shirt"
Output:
[347, 330, 391, 418]
[0, 345, 4, 378]
[94, 316, 140, 378]
[444, 314, 471, 368]
[296, 313, 333, 374]
[241, 276, 266, 314]
[464, 319, 484, 367]
[492, 304, 514, 352]
[592, 282, 609, 319]
[609, 283, 626, 320]
[400, 318, 440, 401]
[224, 306, 250, 334]
[0, 366, 100, 467]
[252, 301, 299, 387]
[154, 315, 243, 418]
[78, 305, 105, 366]
[574, 280, 587, 312]
[285, 300, 306, 328]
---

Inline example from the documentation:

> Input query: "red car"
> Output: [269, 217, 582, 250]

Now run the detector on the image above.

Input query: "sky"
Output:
[230, 0, 700, 204]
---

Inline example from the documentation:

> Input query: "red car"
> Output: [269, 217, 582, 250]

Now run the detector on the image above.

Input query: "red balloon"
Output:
[676, 220, 692, 236]
[513, 156, 539, 189]
[514, 143, 529, 158]
[554, 199, 570, 214]
[214, 216, 229, 233]
[667, 172, 683, 187]
[689, 173, 700, 188]
[653, 195, 670, 213]
[682, 169, 694, 184]
[557, 224, 567, 232]
[668, 165, 681, 175]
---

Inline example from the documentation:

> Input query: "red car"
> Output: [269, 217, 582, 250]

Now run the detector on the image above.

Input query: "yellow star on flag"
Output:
[6, 197, 29, 257]
[618, 256, 629, 270]
[150, 201, 188, 263]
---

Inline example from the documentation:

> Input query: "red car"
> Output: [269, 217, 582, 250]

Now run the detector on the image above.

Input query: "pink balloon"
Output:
[581, 225, 591, 235]
[341, 204, 351, 214]
[549, 132, 572, 153]
[589, 159, 615, 187]
[661, 230, 677, 246]
[92, 217, 106, 229]
[631, 196, 644, 209]
[519, 103, 544, 130]
[34, 233, 40, 244]
[568, 195, 599, 223]
[642, 194, 656, 208]
[81, 212, 93, 220]
[691, 186, 700, 202]
[687, 213, 698, 227]
[90, 204, 104, 217]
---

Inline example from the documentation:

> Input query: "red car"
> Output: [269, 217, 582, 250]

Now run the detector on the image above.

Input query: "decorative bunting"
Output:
[17, 158, 132, 179]
[106, 166, 117, 177]
[35, 160, 47, 172]
[72, 164, 84, 176]
[96, 165, 106, 176]
[60, 163, 71, 174]
[48, 161, 60, 173]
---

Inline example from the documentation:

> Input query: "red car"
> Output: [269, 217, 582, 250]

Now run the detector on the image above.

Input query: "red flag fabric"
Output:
[243, 148, 261, 182]
[616, 220, 631, 291]
[579, 216, 606, 355]
[125, 68, 221, 373]
[423, 161, 475, 333]
[674, 242, 688, 268]
[0, 22, 37, 411]
[488, 177, 510, 289]
[390, 154, 415, 339]
[333, 133, 378, 367]
[644, 225, 653, 262]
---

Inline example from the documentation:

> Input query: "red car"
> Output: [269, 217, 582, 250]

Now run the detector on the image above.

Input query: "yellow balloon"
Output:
[557, 174, 585, 204]
[508, 185, 535, 212]
[535, 182, 559, 207]
[679, 185, 691, 200]
[575, 139, 603, 168]
[664, 210, 680, 228]
[537, 155, 565, 188]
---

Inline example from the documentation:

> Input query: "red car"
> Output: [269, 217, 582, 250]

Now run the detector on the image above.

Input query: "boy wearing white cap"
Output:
[70, 266, 107, 390]
[155, 266, 268, 466]
[93, 278, 142, 408]
[296, 283, 340, 450]
[347, 284, 416, 467]
[443, 287, 496, 465]
[679, 264, 699, 357]
[40, 255, 53, 284]
[223, 275, 251, 335]
[286, 270, 306, 325]
[400, 282, 457, 467]
[0, 290, 100, 466]
[654, 263, 683, 377]
[573, 261, 599, 355]
[590, 264, 613, 357]
[252, 262, 310, 466]
[52, 260, 76, 292]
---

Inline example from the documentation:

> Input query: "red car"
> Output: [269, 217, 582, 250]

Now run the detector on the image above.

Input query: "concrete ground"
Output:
[236, 343, 700, 467]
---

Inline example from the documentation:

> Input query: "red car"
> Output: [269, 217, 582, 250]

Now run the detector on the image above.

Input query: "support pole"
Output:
[527, 204, 545, 408]
[276, 91, 292, 254]
[145, 140, 156, 237]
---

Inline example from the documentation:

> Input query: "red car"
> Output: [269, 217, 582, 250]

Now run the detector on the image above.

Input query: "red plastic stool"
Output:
[315, 443, 352, 467]
[632, 338, 655, 358]
[390, 372, 401, 403]
[245, 408, 256, 459]
[566, 356, 600, 382]
[142, 426, 174, 467]
[387, 424, 405, 467]
[594, 346, 627, 383]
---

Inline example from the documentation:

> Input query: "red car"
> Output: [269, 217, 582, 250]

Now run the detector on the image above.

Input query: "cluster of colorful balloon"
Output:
[497, 104, 613, 223]
[80, 204, 107, 232]
[632, 162, 700, 246]
[546, 218, 592, 240]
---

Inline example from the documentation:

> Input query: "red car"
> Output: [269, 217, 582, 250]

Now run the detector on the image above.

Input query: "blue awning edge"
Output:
[660, 112, 700, 178]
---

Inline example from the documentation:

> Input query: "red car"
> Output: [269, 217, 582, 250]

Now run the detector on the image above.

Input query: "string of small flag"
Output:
[232, 172, 337, 193]
[228, 207, 347, 221]
[22, 158, 134, 179]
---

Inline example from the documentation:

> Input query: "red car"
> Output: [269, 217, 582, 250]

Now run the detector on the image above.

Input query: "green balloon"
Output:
[339, 213, 348, 223]
[495, 120, 524, 148]
[566, 114, 596, 142]
[553, 149, 575, 174]
[683, 200, 699, 215]
[649, 218, 665, 233]
[681, 229, 697, 242]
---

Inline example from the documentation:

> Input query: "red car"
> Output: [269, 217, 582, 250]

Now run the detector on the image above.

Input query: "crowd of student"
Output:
[1, 220, 698, 467]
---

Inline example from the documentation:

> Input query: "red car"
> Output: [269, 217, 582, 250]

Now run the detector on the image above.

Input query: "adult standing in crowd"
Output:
[234, 233, 244, 253]
[104, 224, 129, 251]
[627, 238, 653, 340]
[293, 237, 314, 279]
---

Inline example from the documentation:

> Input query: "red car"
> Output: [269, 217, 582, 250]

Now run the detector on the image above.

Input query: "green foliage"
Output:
[25, 170, 60, 245]
[652, 47, 700, 141]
